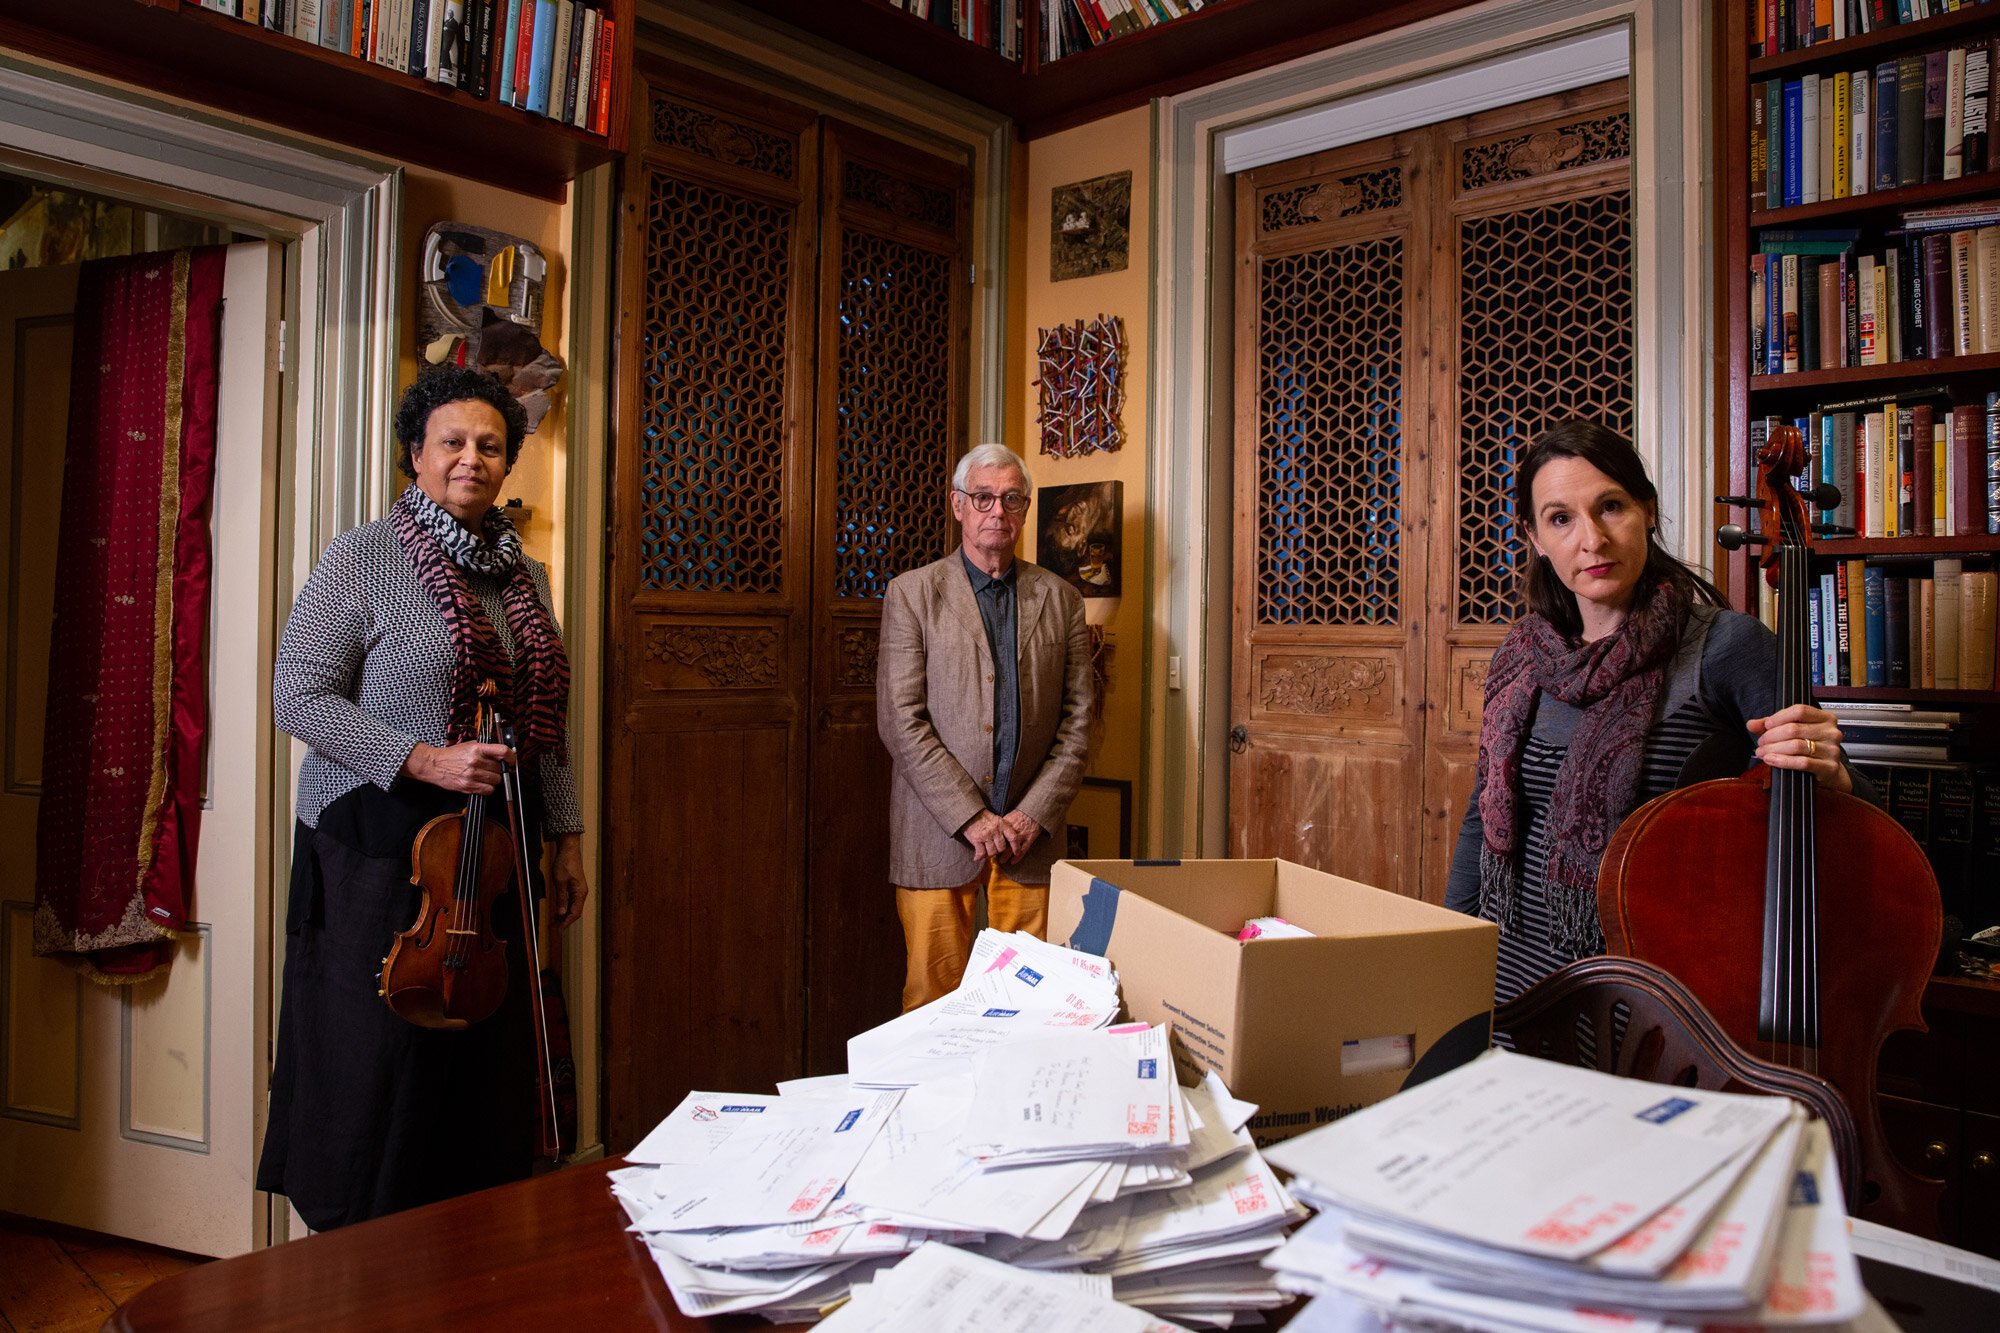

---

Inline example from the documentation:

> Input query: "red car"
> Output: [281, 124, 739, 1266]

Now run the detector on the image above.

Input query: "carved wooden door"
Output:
[805, 123, 969, 1075]
[1230, 82, 1633, 903]
[607, 63, 969, 1148]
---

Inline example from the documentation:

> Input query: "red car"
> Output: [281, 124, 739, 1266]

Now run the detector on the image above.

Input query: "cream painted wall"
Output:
[1015, 108, 1152, 812]
[397, 173, 571, 612]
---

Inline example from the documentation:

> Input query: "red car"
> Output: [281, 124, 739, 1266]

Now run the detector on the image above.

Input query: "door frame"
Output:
[1148, 0, 1707, 859]
[0, 52, 400, 1247]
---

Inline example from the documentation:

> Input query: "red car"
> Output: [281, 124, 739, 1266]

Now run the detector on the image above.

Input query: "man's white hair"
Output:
[951, 443, 1033, 497]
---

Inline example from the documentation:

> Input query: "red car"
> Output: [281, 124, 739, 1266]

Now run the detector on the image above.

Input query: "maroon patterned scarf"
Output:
[390, 484, 570, 763]
[1476, 578, 1690, 956]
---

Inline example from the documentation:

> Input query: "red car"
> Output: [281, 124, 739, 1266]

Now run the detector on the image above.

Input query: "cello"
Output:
[379, 679, 565, 1162]
[1595, 423, 1944, 1235]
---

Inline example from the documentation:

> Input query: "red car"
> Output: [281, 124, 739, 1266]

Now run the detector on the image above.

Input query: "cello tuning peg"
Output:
[1716, 524, 1767, 552]
[1812, 523, 1856, 537]
[1715, 495, 1767, 509]
[1807, 482, 1842, 509]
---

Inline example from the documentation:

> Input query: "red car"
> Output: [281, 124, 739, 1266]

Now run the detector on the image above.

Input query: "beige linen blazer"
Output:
[877, 554, 1095, 888]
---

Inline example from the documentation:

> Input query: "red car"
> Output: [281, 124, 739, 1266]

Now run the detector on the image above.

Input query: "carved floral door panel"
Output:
[608, 64, 971, 1148]
[1230, 82, 1633, 903]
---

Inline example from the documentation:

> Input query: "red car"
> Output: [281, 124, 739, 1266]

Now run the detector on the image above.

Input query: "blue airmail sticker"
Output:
[1635, 1097, 1697, 1125]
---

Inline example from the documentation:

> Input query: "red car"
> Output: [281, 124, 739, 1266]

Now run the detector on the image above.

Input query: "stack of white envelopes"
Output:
[611, 929, 1304, 1328]
[818, 1241, 1187, 1331]
[1262, 1048, 1895, 1333]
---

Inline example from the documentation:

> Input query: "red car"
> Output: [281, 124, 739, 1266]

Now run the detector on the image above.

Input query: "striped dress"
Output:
[1446, 606, 1807, 1007]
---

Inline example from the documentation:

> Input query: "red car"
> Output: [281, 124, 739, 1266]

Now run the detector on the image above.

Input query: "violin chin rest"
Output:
[386, 988, 469, 1031]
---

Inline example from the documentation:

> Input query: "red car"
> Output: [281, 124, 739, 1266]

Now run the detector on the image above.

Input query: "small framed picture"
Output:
[1064, 776, 1133, 859]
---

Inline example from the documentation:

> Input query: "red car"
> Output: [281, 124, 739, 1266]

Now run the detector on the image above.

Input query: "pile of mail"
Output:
[817, 1241, 1186, 1332]
[1262, 1048, 1894, 1332]
[610, 929, 1304, 1327]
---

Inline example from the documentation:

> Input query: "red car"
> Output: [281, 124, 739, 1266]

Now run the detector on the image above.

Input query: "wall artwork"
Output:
[1038, 480, 1122, 600]
[1035, 316, 1126, 459]
[1065, 777, 1134, 860]
[1050, 170, 1132, 281]
[418, 221, 566, 433]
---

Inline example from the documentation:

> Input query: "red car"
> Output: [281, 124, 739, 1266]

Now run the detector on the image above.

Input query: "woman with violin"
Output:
[257, 364, 586, 1230]
[1445, 419, 1870, 1006]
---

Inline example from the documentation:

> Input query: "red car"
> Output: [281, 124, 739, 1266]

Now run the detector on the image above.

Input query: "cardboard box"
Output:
[1048, 858, 1498, 1146]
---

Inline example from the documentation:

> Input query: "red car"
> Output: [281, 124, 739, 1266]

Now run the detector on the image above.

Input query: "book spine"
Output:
[499, 0, 521, 104]
[1833, 71, 1852, 199]
[1885, 573, 1910, 687]
[1864, 563, 1888, 686]
[1913, 402, 1936, 536]
[1961, 569, 1998, 688]
[1819, 259, 1842, 368]
[1802, 73, 1822, 204]
[573, 7, 596, 130]
[1834, 410, 1858, 534]
[1990, 391, 2000, 535]
[1847, 558, 1869, 685]
[1811, 585, 1825, 688]
[1920, 575, 1935, 689]
[525, 0, 555, 116]
[1785, 80, 1806, 206]
[1898, 54, 1927, 188]
[1936, 558, 1963, 689]
[1875, 62, 1900, 192]
[1769, 81, 1787, 209]
[1852, 63, 1872, 196]
[1924, 50, 1948, 184]
[1803, 257, 1822, 370]
[1821, 571, 1840, 685]
[1935, 420, 1950, 537]
[1898, 405, 1918, 534]
[1752, 81, 1768, 203]
[594, 13, 616, 136]
[1946, 46, 1967, 181]
[1924, 232, 1950, 361]
[473, 0, 496, 99]
[1835, 558, 1853, 686]
[1865, 410, 1886, 536]
[1970, 43, 1995, 177]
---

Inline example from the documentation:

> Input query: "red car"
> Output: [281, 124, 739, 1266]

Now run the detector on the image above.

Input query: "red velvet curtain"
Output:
[33, 246, 226, 984]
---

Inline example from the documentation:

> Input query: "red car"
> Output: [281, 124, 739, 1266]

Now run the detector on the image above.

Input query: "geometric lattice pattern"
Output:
[1456, 189, 1634, 623]
[1461, 112, 1631, 192]
[637, 170, 794, 593]
[832, 228, 955, 600]
[649, 95, 797, 180]
[1257, 235, 1404, 626]
[1260, 168, 1404, 233]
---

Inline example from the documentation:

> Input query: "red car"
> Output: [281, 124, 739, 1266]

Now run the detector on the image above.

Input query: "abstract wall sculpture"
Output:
[1035, 316, 1127, 459]
[1050, 170, 1132, 281]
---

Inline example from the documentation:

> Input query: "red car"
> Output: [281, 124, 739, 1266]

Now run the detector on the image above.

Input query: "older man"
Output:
[877, 443, 1096, 1010]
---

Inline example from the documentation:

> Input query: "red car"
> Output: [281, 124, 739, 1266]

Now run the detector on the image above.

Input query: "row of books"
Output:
[882, 1, 1026, 61]
[1756, 1, 1993, 60]
[1803, 559, 1999, 688]
[1044, 0, 1209, 62]
[1750, 43, 1997, 211]
[1752, 394, 1998, 538]
[195, 0, 617, 134]
[1846, 752, 2000, 928]
[1830, 702, 1975, 760]
[1749, 213, 2000, 375]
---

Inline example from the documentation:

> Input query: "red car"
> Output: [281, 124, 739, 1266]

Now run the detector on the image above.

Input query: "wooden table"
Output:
[108, 1156, 2000, 1331]
[109, 1158, 797, 1332]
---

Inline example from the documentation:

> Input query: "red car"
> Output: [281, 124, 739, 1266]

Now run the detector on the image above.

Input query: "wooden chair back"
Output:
[1491, 955, 1864, 1207]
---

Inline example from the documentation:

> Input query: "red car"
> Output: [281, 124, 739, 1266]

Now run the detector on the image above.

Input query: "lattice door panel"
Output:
[1254, 234, 1405, 629]
[636, 171, 797, 596]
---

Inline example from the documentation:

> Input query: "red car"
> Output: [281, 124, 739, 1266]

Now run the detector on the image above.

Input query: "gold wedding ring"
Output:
[1805, 738, 1817, 758]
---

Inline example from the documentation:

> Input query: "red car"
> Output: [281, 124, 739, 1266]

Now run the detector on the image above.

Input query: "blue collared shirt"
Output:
[961, 552, 1019, 812]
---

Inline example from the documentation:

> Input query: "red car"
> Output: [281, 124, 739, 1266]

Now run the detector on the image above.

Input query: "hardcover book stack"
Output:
[1751, 212, 2000, 381]
[883, 0, 1026, 61]
[1756, 2, 1997, 60]
[1044, 0, 1211, 63]
[200, 0, 619, 136]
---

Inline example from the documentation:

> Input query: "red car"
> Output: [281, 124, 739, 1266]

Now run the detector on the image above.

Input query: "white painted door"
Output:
[0, 241, 281, 1257]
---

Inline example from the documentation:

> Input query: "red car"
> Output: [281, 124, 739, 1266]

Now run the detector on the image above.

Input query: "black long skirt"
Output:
[256, 780, 540, 1231]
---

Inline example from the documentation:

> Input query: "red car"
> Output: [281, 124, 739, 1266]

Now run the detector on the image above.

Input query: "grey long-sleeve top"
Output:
[273, 518, 582, 836]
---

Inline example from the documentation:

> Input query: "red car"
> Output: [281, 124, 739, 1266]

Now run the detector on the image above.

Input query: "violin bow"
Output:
[499, 716, 565, 1163]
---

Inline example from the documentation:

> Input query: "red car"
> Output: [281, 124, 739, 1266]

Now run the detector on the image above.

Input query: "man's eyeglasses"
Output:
[957, 489, 1031, 514]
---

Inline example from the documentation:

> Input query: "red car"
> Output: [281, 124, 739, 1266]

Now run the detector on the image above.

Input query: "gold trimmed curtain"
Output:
[33, 246, 226, 983]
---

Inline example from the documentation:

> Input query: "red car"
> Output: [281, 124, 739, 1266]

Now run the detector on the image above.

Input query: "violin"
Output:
[1594, 423, 1944, 1235]
[379, 679, 565, 1161]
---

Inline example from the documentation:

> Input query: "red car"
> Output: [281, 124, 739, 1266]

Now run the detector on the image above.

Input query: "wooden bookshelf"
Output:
[736, 0, 1479, 139]
[0, 0, 632, 201]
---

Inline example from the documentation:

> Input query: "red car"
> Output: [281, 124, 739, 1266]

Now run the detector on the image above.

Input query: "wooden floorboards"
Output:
[0, 1219, 200, 1333]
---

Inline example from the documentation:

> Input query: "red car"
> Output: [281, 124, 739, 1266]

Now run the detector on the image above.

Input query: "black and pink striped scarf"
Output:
[390, 484, 570, 764]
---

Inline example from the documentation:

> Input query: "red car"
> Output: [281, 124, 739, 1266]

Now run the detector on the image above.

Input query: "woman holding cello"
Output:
[1445, 419, 1868, 1005]
[257, 365, 586, 1230]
